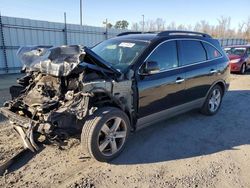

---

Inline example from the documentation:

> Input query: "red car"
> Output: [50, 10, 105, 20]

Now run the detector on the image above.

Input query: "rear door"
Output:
[178, 40, 221, 102]
[137, 40, 186, 118]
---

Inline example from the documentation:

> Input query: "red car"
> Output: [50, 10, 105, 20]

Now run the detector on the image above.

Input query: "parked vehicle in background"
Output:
[224, 45, 250, 74]
[0, 31, 230, 162]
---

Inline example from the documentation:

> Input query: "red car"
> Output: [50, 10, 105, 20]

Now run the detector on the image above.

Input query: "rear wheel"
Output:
[240, 63, 246, 74]
[201, 85, 223, 116]
[81, 107, 130, 162]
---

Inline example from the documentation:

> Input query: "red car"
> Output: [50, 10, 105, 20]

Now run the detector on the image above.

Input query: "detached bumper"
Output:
[0, 107, 33, 128]
[0, 107, 39, 152]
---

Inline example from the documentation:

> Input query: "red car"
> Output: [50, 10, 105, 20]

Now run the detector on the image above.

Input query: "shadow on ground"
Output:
[112, 89, 250, 165]
[7, 146, 45, 174]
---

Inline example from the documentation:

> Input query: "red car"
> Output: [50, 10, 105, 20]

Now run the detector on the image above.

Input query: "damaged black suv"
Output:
[0, 31, 230, 162]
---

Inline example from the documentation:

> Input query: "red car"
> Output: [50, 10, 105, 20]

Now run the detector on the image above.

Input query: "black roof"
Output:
[115, 30, 212, 42]
[115, 33, 157, 41]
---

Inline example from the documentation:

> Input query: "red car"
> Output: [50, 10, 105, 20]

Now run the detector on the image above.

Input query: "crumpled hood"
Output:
[17, 45, 121, 77]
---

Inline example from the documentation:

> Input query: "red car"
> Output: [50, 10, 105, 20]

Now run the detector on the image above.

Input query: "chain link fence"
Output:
[0, 15, 127, 74]
[218, 38, 248, 47]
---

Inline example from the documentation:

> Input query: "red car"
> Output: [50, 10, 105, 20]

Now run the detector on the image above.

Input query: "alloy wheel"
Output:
[208, 88, 221, 112]
[241, 64, 246, 74]
[97, 117, 127, 156]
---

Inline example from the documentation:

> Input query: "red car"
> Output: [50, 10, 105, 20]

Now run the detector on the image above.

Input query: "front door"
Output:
[136, 40, 185, 118]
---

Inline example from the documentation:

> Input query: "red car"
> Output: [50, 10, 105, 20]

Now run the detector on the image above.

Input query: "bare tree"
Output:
[129, 16, 250, 41]
[155, 18, 165, 31]
[216, 16, 231, 38]
[177, 24, 186, 31]
[242, 17, 250, 40]
[167, 22, 177, 30]
[194, 20, 211, 33]
[131, 23, 140, 31]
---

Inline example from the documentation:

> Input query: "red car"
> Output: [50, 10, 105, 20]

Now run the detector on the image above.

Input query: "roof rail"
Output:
[157, 30, 212, 38]
[116, 30, 212, 38]
[117, 31, 156, 36]
[117, 32, 143, 36]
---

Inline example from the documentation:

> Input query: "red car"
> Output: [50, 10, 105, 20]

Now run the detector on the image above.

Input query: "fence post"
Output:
[0, 13, 8, 73]
[63, 12, 68, 45]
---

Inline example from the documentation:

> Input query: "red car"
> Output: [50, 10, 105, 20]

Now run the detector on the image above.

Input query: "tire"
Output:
[81, 107, 130, 162]
[200, 85, 223, 116]
[240, 63, 246, 74]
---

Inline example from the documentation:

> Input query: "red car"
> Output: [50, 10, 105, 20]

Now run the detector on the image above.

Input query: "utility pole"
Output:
[80, 0, 83, 25]
[103, 18, 108, 39]
[64, 12, 68, 45]
[142, 14, 145, 32]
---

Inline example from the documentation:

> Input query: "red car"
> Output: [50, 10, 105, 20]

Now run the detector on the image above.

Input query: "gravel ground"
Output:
[0, 72, 250, 188]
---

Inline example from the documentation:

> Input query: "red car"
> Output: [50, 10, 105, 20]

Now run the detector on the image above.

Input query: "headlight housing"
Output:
[230, 58, 241, 63]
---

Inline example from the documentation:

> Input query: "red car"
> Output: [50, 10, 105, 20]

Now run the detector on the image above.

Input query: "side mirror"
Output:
[142, 61, 160, 75]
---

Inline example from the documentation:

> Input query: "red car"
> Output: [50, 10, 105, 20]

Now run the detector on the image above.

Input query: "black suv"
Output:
[0, 31, 230, 162]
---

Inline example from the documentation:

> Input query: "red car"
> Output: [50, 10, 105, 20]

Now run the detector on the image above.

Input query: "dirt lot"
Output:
[0, 72, 250, 188]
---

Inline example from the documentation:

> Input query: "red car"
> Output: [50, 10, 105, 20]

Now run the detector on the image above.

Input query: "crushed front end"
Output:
[0, 45, 133, 152]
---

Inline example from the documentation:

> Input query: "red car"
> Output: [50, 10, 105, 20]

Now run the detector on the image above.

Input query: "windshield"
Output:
[224, 47, 246, 56]
[91, 39, 149, 72]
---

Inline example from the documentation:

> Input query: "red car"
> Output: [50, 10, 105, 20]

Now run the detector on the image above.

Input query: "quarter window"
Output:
[202, 42, 222, 59]
[180, 40, 206, 65]
[146, 41, 178, 71]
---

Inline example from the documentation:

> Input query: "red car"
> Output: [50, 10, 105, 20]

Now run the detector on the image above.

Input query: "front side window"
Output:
[146, 40, 178, 71]
[91, 39, 148, 72]
[180, 40, 206, 65]
[202, 42, 222, 60]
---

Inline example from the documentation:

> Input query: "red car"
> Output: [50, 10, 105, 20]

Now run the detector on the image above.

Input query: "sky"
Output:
[0, 0, 249, 29]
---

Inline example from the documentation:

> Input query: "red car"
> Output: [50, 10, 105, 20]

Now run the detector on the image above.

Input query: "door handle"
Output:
[176, 78, 185, 83]
[210, 69, 218, 74]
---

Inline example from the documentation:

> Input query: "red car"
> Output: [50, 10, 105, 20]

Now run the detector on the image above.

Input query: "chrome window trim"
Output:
[138, 38, 224, 75]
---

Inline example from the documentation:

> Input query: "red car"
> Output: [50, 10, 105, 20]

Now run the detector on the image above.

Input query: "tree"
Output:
[167, 22, 177, 30]
[129, 16, 250, 41]
[155, 18, 165, 31]
[107, 23, 113, 29]
[242, 17, 250, 40]
[115, 20, 129, 29]
[131, 23, 140, 31]
[216, 16, 231, 38]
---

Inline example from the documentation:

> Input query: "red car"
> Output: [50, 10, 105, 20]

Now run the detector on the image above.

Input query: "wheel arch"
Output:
[205, 80, 227, 98]
[89, 91, 134, 131]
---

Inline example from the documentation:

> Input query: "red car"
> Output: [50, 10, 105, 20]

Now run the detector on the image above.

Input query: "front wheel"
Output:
[201, 85, 223, 116]
[240, 63, 246, 74]
[81, 107, 130, 162]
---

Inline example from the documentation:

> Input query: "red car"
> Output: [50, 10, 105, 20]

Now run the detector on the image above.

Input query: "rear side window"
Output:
[180, 40, 206, 65]
[147, 41, 178, 71]
[202, 42, 222, 59]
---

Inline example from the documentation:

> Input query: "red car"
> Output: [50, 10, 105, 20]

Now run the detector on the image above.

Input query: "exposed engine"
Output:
[0, 45, 133, 152]
[5, 72, 90, 136]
